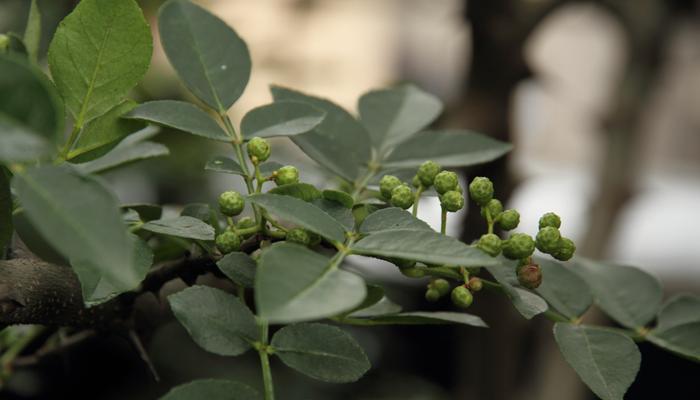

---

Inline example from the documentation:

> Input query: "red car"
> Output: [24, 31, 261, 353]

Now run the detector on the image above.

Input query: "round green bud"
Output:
[468, 177, 494, 206]
[216, 230, 241, 254]
[425, 288, 441, 302]
[502, 233, 535, 260]
[401, 267, 425, 278]
[552, 237, 576, 261]
[441, 190, 464, 212]
[498, 209, 520, 231]
[379, 175, 402, 200]
[539, 212, 561, 229]
[286, 228, 311, 246]
[477, 233, 502, 257]
[274, 165, 299, 186]
[390, 184, 414, 210]
[468, 277, 483, 292]
[412, 175, 422, 188]
[536, 227, 561, 254]
[434, 171, 459, 195]
[517, 263, 543, 289]
[480, 199, 503, 219]
[417, 160, 441, 187]
[431, 279, 451, 297]
[451, 286, 473, 309]
[247, 137, 271, 162]
[218, 191, 245, 216]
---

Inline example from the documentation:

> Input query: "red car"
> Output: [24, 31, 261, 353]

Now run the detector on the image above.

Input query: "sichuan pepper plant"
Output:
[1, 1, 699, 399]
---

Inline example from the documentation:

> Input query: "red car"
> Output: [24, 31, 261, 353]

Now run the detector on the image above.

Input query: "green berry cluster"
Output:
[216, 230, 241, 254]
[247, 137, 271, 163]
[469, 177, 520, 231]
[535, 212, 575, 261]
[425, 278, 450, 302]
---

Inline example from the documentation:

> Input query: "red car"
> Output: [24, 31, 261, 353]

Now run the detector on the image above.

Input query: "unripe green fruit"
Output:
[417, 160, 441, 187]
[480, 199, 503, 219]
[247, 137, 271, 162]
[441, 190, 464, 212]
[539, 212, 561, 229]
[468, 177, 494, 206]
[216, 230, 241, 254]
[286, 228, 311, 246]
[517, 263, 543, 289]
[477, 233, 502, 257]
[379, 175, 402, 200]
[401, 267, 425, 278]
[468, 277, 483, 292]
[431, 279, 451, 297]
[536, 226, 561, 254]
[425, 288, 441, 302]
[502, 233, 535, 260]
[434, 171, 459, 194]
[451, 286, 473, 309]
[498, 209, 520, 231]
[218, 191, 245, 216]
[552, 237, 576, 261]
[390, 184, 414, 210]
[274, 165, 299, 186]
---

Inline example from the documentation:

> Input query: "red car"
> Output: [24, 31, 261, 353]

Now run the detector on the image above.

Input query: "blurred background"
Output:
[1, 0, 700, 398]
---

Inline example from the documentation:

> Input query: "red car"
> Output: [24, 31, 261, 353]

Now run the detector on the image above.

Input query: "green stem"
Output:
[59, 125, 82, 160]
[412, 186, 424, 217]
[257, 321, 275, 400]
[351, 164, 379, 202]
[220, 113, 255, 194]
[440, 208, 447, 234]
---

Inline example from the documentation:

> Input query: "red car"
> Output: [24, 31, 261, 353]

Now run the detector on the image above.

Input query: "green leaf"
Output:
[0, 117, 52, 163]
[13, 209, 67, 264]
[485, 260, 548, 319]
[259, 161, 284, 176]
[158, 0, 250, 113]
[0, 168, 12, 255]
[142, 216, 215, 241]
[13, 165, 138, 304]
[322, 190, 353, 209]
[311, 199, 354, 231]
[271, 86, 372, 181]
[554, 323, 640, 400]
[68, 100, 144, 162]
[89, 233, 153, 302]
[249, 194, 346, 244]
[648, 322, 700, 362]
[345, 311, 487, 327]
[346, 284, 391, 316]
[358, 84, 442, 152]
[535, 258, 592, 320]
[241, 101, 326, 139]
[77, 132, 169, 174]
[126, 100, 230, 141]
[656, 294, 700, 331]
[352, 229, 496, 267]
[256, 243, 366, 323]
[574, 258, 662, 329]
[160, 379, 260, 400]
[267, 183, 321, 202]
[168, 285, 258, 356]
[647, 294, 700, 361]
[0, 55, 64, 142]
[217, 251, 256, 288]
[383, 130, 512, 168]
[271, 323, 370, 383]
[47, 0, 152, 127]
[359, 207, 432, 234]
[122, 203, 162, 222]
[205, 156, 244, 175]
[23, 0, 41, 63]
